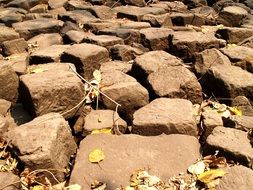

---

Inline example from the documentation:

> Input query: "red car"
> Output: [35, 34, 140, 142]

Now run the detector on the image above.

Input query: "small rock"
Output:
[82, 35, 124, 49]
[1, 38, 28, 56]
[83, 109, 127, 135]
[63, 30, 94, 44]
[100, 60, 132, 74]
[4, 53, 28, 75]
[20, 63, 84, 119]
[27, 33, 63, 49]
[0, 25, 19, 45]
[142, 13, 172, 27]
[30, 4, 48, 13]
[6, 113, 77, 182]
[239, 36, 253, 49]
[0, 62, 19, 103]
[205, 127, 253, 167]
[132, 98, 198, 136]
[110, 44, 144, 61]
[0, 99, 11, 116]
[61, 43, 109, 80]
[70, 134, 200, 189]
[231, 96, 253, 116]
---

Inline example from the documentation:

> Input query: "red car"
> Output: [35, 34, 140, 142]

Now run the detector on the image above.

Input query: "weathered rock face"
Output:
[27, 33, 63, 49]
[6, 113, 77, 182]
[0, 62, 19, 103]
[0, 172, 20, 190]
[0, 25, 20, 45]
[205, 127, 253, 167]
[70, 134, 201, 189]
[61, 43, 109, 80]
[133, 98, 198, 136]
[20, 63, 84, 119]
[1, 38, 28, 56]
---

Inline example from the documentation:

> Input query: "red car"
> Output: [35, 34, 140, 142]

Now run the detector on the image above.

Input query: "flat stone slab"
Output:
[205, 127, 253, 167]
[132, 98, 198, 136]
[70, 134, 201, 189]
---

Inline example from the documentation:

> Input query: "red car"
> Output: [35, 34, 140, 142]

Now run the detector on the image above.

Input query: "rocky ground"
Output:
[1, 0, 253, 189]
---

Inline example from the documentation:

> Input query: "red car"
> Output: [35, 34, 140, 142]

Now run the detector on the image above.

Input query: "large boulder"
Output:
[70, 134, 201, 189]
[6, 113, 77, 182]
[132, 98, 198, 136]
[20, 63, 84, 119]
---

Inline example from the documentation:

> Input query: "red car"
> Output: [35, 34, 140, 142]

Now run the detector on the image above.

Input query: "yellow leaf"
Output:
[91, 128, 112, 135]
[65, 184, 82, 190]
[93, 70, 101, 83]
[228, 107, 242, 116]
[31, 186, 44, 190]
[88, 149, 105, 163]
[198, 169, 227, 184]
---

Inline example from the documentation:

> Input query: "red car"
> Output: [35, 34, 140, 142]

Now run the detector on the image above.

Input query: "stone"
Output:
[0, 115, 9, 137]
[27, 33, 63, 49]
[142, 13, 172, 27]
[83, 20, 121, 34]
[114, 6, 166, 21]
[147, 66, 203, 104]
[6, 113, 77, 182]
[216, 27, 253, 44]
[63, 30, 94, 44]
[12, 18, 64, 40]
[61, 43, 109, 80]
[30, 4, 48, 13]
[0, 25, 19, 45]
[205, 65, 253, 104]
[220, 46, 253, 73]
[217, 165, 253, 190]
[49, 0, 68, 9]
[82, 35, 124, 49]
[194, 48, 231, 75]
[230, 115, 253, 131]
[205, 127, 253, 167]
[170, 31, 225, 61]
[100, 61, 132, 74]
[5, 0, 48, 10]
[20, 63, 84, 119]
[139, 28, 173, 50]
[83, 109, 127, 135]
[123, 0, 145, 7]
[218, 6, 248, 27]
[0, 8, 24, 26]
[70, 134, 201, 189]
[0, 99, 11, 116]
[119, 21, 151, 30]
[1, 38, 28, 56]
[58, 10, 97, 25]
[132, 98, 198, 136]
[0, 172, 20, 190]
[80, 5, 115, 19]
[110, 44, 144, 61]
[0, 62, 19, 103]
[29, 45, 70, 64]
[100, 71, 149, 122]
[239, 36, 253, 49]
[231, 96, 253, 116]
[4, 53, 28, 75]
[202, 109, 223, 140]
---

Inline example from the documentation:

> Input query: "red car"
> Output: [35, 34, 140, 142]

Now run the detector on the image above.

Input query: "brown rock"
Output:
[147, 66, 203, 104]
[205, 127, 253, 167]
[58, 10, 97, 25]
[0, 172, 20, 190]
[0, 25, 19, 45]
[110, 44, 144, 61]
[0, 99, 11, 116]
[142, 13, 172, 27]
[70, 134, 200, 189]
[81, 5, 115, 19]
[132, 98, 198, 136]
[82, 35, 124, 49]
[1, 38, 28, 56]
[100, 60, 132, 74]
[140, 28, 173, 50]
[13, 18, 64, 40]
[30, 4, 48, 13]
[6, 113, 77, 182]
[20, 63, 84, 119]
[217, 165, 253, 190]
[61, 43, 109, 80]
[231, 96, 253, 116]
[63, 30, 94, 44]
[27, 33, 63, 49]
[4, 53, 29, 75]
[49, 0, 68, 9]
[239, 36, 253, 49]
[29, 44, 70, 64]
[83, 109, 127, 135]
[0, 62, 19, 103]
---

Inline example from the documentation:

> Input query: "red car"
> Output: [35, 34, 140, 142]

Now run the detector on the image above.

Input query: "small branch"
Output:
[68, 64, 121, 107]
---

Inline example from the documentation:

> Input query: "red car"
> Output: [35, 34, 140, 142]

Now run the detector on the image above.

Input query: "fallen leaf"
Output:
[198, 169, 227, 184]
[88, 149, 105, 163]
[31, 186, 44, 190]
[228, 107, 242, 116]
[93, 70, 101, 83]
[91, 128, 112, 135]
[65, 184, 82, 190]
[188, 161, 206, 175]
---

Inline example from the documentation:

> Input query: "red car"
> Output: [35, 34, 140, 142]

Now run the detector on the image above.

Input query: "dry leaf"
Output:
[188, 161, 205, 175]
[65, 184, 82, 190]
[91, 128, 112, 135]
[31, 186, 45, 190]
[228, 107, 242, 116]
[52, 181, 66, 190]
[93, 70, 101, 83]
[88, 149, 105, 163]
[197, 169, 227, 184]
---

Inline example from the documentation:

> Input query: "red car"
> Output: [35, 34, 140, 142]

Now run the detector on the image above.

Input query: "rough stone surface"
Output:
[61, 43, 109, 80]
[1, 38, 28, 56]
[205, 127, 253, 167]
[83, 109, 127, 135]
[82, 35, 124, 49]
[110, 44, 144, 61]
[0, 172, 20, 190]
[6, 113, 77, 182]
[27, 33, 63, 49]
[0, 99, 11, 116]
[231, 96, 253, 116]
[70, 134, 201, 189]
[132, 98, 198, 136]
[0, 62, 19, 103]
[4, 53, 28, 75]
[13, 18, 64, 40]
[100, 61, 132, 74]
[217, 165, 253, 190]
[20, 63, 84, 119]
[0, 25, 19, 45]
